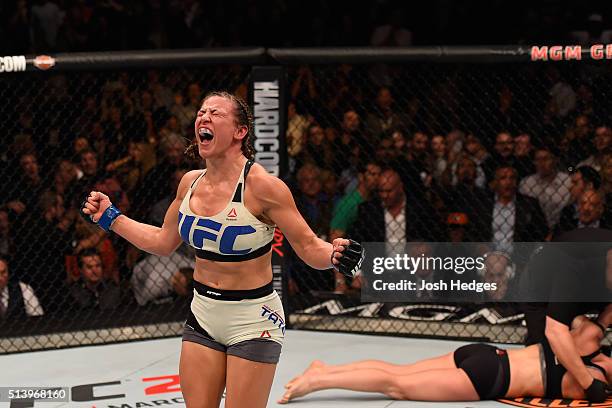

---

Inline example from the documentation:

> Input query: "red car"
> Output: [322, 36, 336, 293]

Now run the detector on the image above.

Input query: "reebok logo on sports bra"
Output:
[178, 161, 275, 262]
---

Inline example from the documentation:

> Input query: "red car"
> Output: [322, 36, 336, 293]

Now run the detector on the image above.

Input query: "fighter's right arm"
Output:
[84, 171, 200, 257]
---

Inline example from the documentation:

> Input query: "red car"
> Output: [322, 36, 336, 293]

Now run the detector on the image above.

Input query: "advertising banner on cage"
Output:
[249, 66, 288, 179]
[249, 66, 288, 304]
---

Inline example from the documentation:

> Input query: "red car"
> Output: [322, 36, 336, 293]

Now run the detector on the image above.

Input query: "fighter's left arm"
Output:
[546, 314, 607, 402]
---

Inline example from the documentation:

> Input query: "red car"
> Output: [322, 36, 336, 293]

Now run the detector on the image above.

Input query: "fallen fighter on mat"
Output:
[279, 312, 611, 404]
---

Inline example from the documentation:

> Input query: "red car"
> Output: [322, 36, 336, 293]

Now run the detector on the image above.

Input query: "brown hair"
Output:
[185, 91, 255, 160]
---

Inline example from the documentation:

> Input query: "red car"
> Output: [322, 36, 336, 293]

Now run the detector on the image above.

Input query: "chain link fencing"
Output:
[0, 60, 251, 352]
[0, 49, 610, 353]
[282, 59, 612, 345]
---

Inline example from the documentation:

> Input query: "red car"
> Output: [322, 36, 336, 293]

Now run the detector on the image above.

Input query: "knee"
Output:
[183, 397, 209, 408]
[180, 379, 210, 408]
[384, 377, 409, 400]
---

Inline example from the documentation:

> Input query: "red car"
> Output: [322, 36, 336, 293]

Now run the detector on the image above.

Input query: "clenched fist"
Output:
[79, 191, 121, 232]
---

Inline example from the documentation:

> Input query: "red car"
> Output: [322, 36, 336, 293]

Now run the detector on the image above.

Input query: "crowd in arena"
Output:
[0, 60, 611, 320]
[2, 1, 612, 54]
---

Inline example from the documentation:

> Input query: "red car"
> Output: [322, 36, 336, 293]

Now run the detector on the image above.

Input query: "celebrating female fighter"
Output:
[80, 91, 363, 408]
[279, 313, 611, 404]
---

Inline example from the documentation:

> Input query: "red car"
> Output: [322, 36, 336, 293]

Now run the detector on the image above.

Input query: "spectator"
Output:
[68, 149, 102, 208]
[105, 140, 156, 195]
[446, 212, 473, 243]
[546, 67, 576, 119]
[296, 123, 333, 171]
[462, 133, 488, 188]
[137, 89, 168, 143]
[294, 163, 333, 240]
[149, 168, 189, 227]
[131, 251, 193, 306]
[10, 153, 48, 214]
[286, 163, 335, 295]
[375, 135, 396, 164]
[350, 168, 442, 250]
[0, 256, 44, 319]
[330, 162, 382, 241]
[53, 159, 80, 204]
[519, 146, 571, 229]
[492, 86, 520, 134]
[185, 82, 202, 113]
[431, 134, 448, 182]
[577, 126, 612, 171]
[365, 87, 404, 144]
[393, 131, 429, 199]
[562, 114, 593, 167]
[102, 105, 132, 162]
[555, 166, 601, 236]
[407, 132, 430, 174]
[146, 70, 174, 110]
[323, 64, 362, 115]
[329, 161, 381, 292]
[442, 156, 489, 241]
[132, 134, 189, 217]
[513, 133, 536, 179]
[575, 83, 597, 118]
[483, 166, 548, 252]
[575, 189, 608, 229]
[554, 189, 609, 236]
[73, 136, 91, 158]
[158, 115, 183, 145]
[89, 121, 107, 160]
[405, 242, 441, 300]
[69, 148, 129, 214]
[391, 129, 408, 154]
[169, 92, 194, 132]
[290, 66, 318, 114]
[0, 210, 11, 256]
[332, 109, 364, 191]
[482, 131, 516, 183]
[171, 267, 195, 299]
[478, 252, 516, 301]
[69, 249, 120, 310]
[445, 130, 465, 163]
[73, 96, 99, 133]
[320, 170, 341, 206]
[601, 152, 612, 196]
[93, 175, 130, 214]
[71, 213, 119, 284]
[286, 102, 311, 159]
[12, 190, 73, 312]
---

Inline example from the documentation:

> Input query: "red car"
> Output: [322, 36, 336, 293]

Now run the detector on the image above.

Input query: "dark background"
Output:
[2, 0, 612, 54]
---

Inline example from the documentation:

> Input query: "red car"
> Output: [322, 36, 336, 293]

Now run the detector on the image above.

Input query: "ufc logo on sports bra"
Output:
[179, 212, 256, 254]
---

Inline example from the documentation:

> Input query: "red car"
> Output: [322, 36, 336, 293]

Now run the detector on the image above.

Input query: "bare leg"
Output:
[179, 341, 226, 408]
[310, 352, 455, 376]
[279, 367, 478, 404]
[225, 355, 277, 408]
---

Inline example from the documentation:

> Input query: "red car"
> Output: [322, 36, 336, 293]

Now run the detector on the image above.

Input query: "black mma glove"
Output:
[79, 196, 97, 225]
[332, 239, 364, 278]
[585, 378, 608, 403]
[79, 193, 122, 232]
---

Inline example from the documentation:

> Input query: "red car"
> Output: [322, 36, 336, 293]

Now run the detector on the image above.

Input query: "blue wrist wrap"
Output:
[98, 205, 122, 232]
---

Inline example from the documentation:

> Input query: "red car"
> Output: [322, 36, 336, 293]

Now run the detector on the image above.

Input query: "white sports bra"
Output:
[178, 161, 275, 261]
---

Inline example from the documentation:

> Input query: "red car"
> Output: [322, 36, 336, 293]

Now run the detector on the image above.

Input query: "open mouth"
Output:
[198, 128, 214, 143]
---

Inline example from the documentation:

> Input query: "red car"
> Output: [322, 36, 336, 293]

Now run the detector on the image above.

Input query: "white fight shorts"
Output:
[182, 280, 285, 363]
